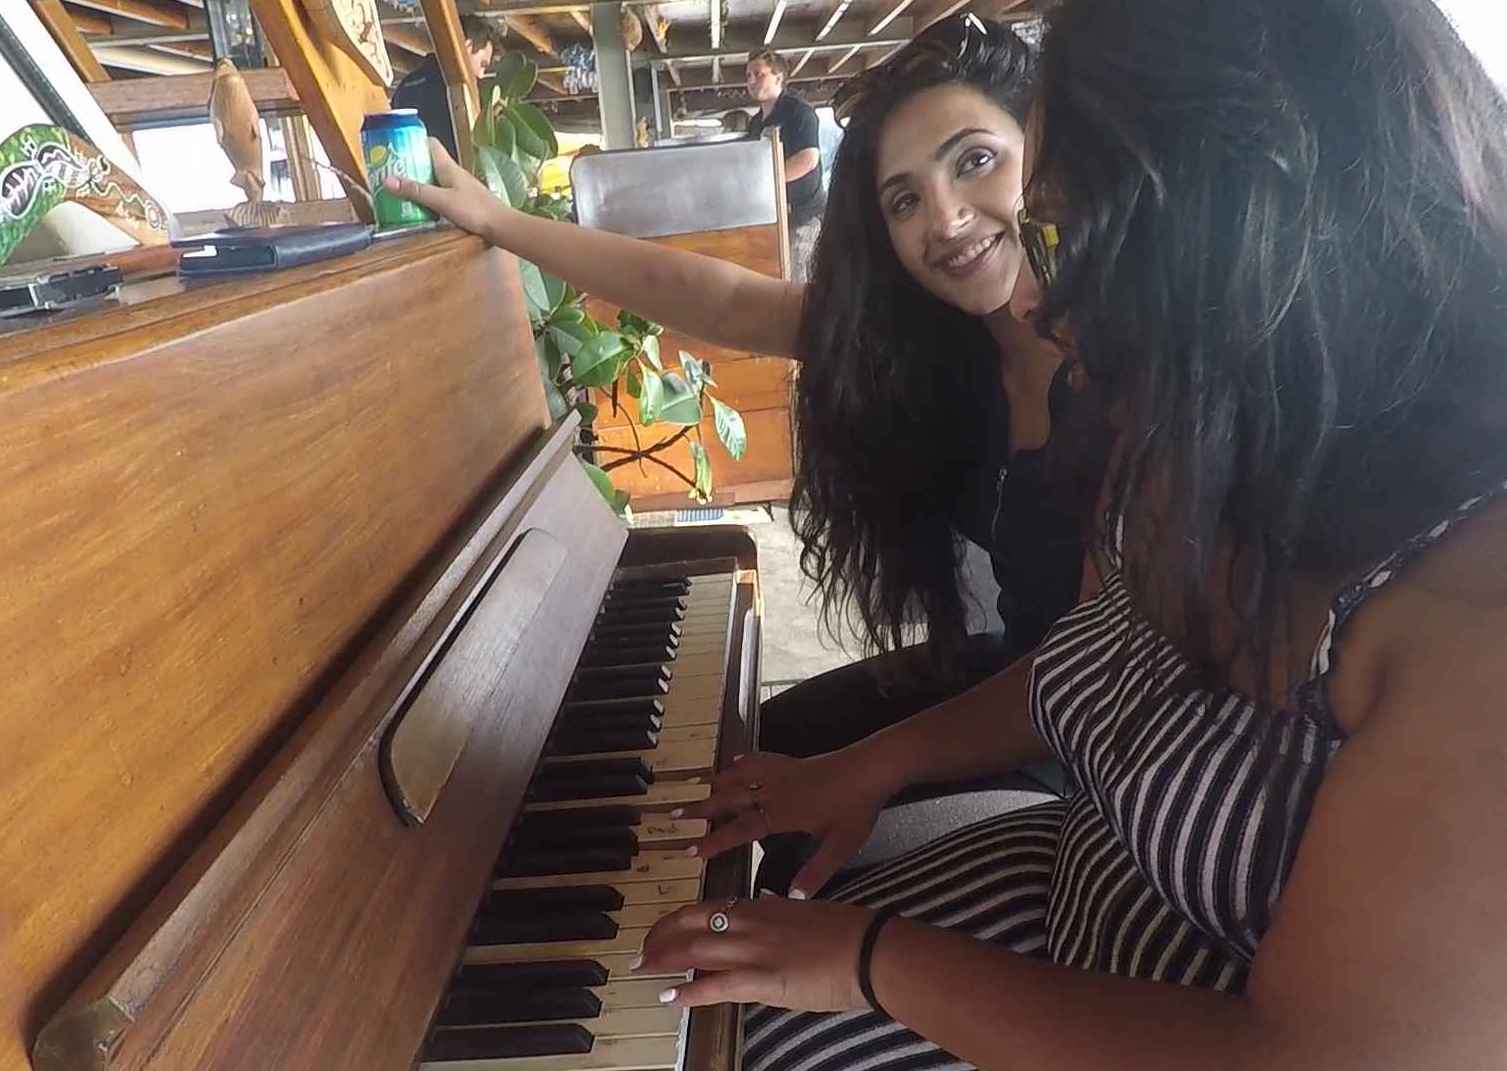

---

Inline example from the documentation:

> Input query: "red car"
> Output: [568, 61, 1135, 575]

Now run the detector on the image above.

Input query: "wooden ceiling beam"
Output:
[787, 45, 815, 76]
[93, 44, 209, 73]
[382, 23, 432, 55]
[663, 58, 680, 86]
[90, 65, 299, 124]
[907, 0, 969, 32]
[66, 0, 190, 29]
[814, 0, 852, 40]
[61, 3, 113, 34]
[568, 9, 590, 32]
[502, 14, 560, 56]
[643, 4, 669, 52]
[864, 0, 913, 35]
[761, 0, 787, 45]
[652, 20, 910, 63]
[826, 42, 861, 72]
[31, 0, 110, 82]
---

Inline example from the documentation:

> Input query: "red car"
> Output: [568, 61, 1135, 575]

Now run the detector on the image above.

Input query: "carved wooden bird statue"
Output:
[619, 6, 644, 51]
[208, 58, 264, 205]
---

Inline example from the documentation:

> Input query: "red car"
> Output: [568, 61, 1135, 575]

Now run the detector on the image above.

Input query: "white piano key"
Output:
[418, 1033, 682, 1071]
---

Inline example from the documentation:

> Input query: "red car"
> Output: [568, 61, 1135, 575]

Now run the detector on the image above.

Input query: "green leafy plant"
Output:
[472, 53, 748, 513]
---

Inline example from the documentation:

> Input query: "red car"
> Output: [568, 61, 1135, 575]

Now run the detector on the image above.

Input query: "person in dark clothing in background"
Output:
[745, 49, 826, 283]
[389, 15, 497, 160]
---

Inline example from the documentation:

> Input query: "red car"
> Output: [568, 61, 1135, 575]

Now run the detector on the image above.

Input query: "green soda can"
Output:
[362, 109, 436, 229]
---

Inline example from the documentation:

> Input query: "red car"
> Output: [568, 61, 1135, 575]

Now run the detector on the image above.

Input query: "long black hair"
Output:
[1031, 0, 1507, 683]
[790, 20, 1038, 671]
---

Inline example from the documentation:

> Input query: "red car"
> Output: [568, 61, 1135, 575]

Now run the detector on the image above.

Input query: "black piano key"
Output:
[601, 594, 687, 613]
[578, 645, 677, 669]
[556, 709, 663, 734]
[590, 621, 682, 643]
[572, 662, 672, 683]
[547, 728, 658, 755]
[456, 959, 610, 990]
[527, 772, 649, 802]
[424, 1023, 594, 1061]
[437, 986, 602, 1027]
[483, 886, 625, 918]
[562, 696, 667, 717]
[495, 844, 635, 875]
[607, 577, 690, 597]
[511, 808, 642, 835]
[537, 757, 653, 781]
[472, 910, 619, 944]
[567, 673, 670, 702]
[595, 604, 684, 625]
[509, 823, 639, 855]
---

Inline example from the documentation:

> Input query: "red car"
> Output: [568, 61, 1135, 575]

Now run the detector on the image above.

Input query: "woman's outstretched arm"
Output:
[388, 140, 807, 358]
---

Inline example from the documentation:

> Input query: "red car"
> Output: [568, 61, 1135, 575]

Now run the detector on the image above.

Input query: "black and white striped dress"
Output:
[744, 488, 1502, 1071]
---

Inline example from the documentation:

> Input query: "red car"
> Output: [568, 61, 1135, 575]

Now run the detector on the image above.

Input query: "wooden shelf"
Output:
[88, 66, 301, 126]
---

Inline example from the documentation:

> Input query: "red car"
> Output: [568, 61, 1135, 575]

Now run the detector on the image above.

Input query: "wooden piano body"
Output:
[0, 231, 758, 1071]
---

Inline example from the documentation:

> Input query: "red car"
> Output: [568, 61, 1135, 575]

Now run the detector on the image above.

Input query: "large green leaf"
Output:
[508, 57, 538, 99]
[575, 400, 599, 425]
[494, 53, 527, 101]
[535, 332, 562, 381]
[507, 103, 551, 162]
[541, 271, 566, 312]
[711, 397, 747, 460]
[580, 460, 631, 515]
[509, 101, 558, 159]
[637, 368, 665, 424]
[625, 361, 644, 399]
[688, 440, 713, 503]
[657, 371, 703, 426]
[541, 374, 570, 421]
[491, 113, 517, 158]
[640, 334, 663, 372]
[476, 143, 527, 206]
[518, 259, 551, 317]
[548, 320, 591, 357]
[572, 330, 630, 388]
[552, 304, 586, 324]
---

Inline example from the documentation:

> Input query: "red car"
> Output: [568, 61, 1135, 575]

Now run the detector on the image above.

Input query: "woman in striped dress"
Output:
[639, 0, 1507, 1066]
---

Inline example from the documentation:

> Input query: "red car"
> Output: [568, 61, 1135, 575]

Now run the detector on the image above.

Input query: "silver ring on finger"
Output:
[707, 895, 740, 934]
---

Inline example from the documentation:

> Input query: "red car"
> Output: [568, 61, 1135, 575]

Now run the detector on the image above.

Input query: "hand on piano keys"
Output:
[670, 750, 889, 902]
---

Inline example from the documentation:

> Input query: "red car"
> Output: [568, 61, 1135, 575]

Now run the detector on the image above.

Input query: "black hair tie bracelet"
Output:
[857, 907, 900, 1016]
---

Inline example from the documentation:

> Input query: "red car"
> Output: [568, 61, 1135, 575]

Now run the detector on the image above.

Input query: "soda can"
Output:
[361, 109, 436, 229]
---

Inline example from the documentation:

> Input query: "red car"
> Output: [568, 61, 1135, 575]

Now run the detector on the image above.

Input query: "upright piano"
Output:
[0, 230, 759, 1071]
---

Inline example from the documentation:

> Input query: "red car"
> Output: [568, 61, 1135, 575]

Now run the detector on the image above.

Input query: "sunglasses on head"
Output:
[830, 12, 993, 128]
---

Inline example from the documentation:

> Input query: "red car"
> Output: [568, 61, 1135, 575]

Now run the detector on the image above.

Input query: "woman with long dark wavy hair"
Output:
[393, 17, 1102, 880]
[619, 0, 1507, 1068]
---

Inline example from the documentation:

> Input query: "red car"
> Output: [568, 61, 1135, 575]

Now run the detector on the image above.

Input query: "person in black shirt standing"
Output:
[390, 15, 497, 161]
[745, 49, 825, 282]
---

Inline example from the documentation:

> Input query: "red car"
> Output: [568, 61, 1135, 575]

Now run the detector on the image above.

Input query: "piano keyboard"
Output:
[420, 568, 739, 1071]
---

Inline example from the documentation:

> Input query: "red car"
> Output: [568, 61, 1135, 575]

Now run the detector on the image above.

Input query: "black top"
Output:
[747, 93, 825, 226]
[389, 55, 458, 160]
[951, 364, 1086, 661]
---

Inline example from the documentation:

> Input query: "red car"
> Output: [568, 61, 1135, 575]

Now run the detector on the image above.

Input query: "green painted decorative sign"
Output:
[1, 123, 170, 266]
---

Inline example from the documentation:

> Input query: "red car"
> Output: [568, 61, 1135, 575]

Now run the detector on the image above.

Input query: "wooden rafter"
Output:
[787, 45, 814, 76]
[906, 0, 970, 32]
[664, 58, 680, 86]
[503, 14, 559, 56]
[815, 0, 852, 40]
[383, 23, 432, 54]
[66, 0, 189, 29]
[32, 0, 110, 82]
[90, 65, 299, 124]
[865, 0, 913, 35]
[643, 4, 669, 52]
[420, 0, 481, 167]
[762, 0, 786, 45]
[61, 3, 113, 34]
[826, 42, 861, 71]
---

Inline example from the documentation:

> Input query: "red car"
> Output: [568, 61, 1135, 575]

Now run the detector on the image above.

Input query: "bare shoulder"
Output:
[1324, 496, 1507, 736]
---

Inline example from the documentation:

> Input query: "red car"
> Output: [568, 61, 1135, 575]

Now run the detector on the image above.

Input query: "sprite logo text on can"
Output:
[362, 110, 436, 229]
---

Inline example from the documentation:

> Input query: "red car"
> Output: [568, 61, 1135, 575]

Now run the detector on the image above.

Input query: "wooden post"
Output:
[31, 0, 110, 83]
[281, 115, 322, 200]
[247, 0, 390, 222]
[418, 0, 479, 170]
